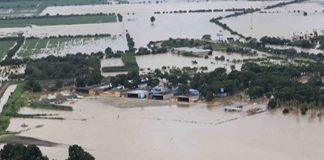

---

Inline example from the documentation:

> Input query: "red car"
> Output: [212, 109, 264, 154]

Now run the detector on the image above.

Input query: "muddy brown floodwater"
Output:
[3, 97, 324, 160]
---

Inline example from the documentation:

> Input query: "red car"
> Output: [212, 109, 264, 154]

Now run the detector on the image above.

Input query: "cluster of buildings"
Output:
[76, 84, 200, 103]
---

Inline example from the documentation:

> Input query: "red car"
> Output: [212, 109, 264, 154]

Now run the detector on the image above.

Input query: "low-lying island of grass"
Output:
[102, 53, 139, 73]
[0, 13, 117, 28]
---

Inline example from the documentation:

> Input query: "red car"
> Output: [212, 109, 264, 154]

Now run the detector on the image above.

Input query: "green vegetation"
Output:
[0, 144, 48, 160]
[18, 35, 111, 58]
[212, 42, 229, 52]
[264, 0, 307, 10]
[1, 36, 25, 63]
[30, 102, 73, 111]
[102, 53, 139, 72]
[260, 36, 316, 49]
[111, 62, 324, 113]
[0, 38, 15, 60]
[159, 38, 207, 49]
[210, 18, 245, 39]
[0, 14, 117, 28]
[245, 39, 324, 62]
[68, 145, 95, 160]
[1, 84, 27, 116]
[0, 84, 27, 134]
[25, 54, 102, 87]
[0, 144, 94, 160]
[0, 0, 109, 17]
[126, 32, 136, 52]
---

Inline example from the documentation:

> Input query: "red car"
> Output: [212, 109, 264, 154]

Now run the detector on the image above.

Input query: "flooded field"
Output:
[16, 36, 127, 58]
[0, 1, 323, 159]
[223, 0, 324, 39]
[136, 51, 262, 72]
[5, 97, 324, 160]
[0, 1, 281, 48]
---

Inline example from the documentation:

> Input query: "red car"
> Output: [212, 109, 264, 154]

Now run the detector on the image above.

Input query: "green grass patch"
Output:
[17, 36, 109, 58]
[0, 0, 109, 17]
[1, 84, 27, 116]
[102, 53, 139, 73]
[160, 38, 207, 49]
[0, 83, 27, 134]
[212, 43, 229, 52]
[0, 115, 10, 135]
[0, 39, 15, 60]
[30, 102, 73, 111]
[102, 66, 129, 72]
[0, 14, 117, 28]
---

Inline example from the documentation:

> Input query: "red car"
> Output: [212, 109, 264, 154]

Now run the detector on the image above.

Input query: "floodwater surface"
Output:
[5, 97, 324, 160]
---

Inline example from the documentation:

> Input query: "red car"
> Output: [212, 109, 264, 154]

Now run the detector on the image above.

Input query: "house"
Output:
[176, 94, 199, 103]
[152, 92, 174, 100]
[127, 90, 149, 99]
[176, 89, 200, 103]
[172, 47, 211, 57]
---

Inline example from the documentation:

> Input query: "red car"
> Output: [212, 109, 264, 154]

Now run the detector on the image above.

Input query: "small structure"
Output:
[127, 90, 149, 99]
[176, 89, 200, 103]
[172, 47, 211, 57]
[152, 92, 173, 100]
[176, 94, 199, 102]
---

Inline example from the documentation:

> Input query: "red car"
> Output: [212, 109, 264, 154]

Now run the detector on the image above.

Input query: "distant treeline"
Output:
[25, 54, 102, 87]
[260, 36, 316, 49]
[26, 33, 112, 40]
[0, 13, 116, 20]
[210, 18, 245, 39]
[264, 0, 308, 10]
[153, 8, 260, 14]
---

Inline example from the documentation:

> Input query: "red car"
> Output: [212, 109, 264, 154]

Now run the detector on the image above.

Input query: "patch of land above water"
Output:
[0, 14, 117, 28]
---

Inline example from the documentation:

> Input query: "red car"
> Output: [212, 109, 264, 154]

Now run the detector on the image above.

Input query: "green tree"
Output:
[150, 16, 155, 24]
[32, 81, 42, 92]
[205, 91, 214, 101]
[55, 80, 64, 90]
[117, 13, 123, 22]
[267, 98, 278, 109]
[67, 145, 94, 160]
[0, 144, 48, 160]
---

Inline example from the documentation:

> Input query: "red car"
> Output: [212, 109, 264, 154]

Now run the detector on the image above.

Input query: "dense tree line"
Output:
[245, 39, 324, 62]
[1, 13, 115, 20]
[210, 18, 245, 39]
[0, 144, 94, 160]
[4, 36, 24, 61]
[126, 32, 136, 53]
[24, 54, 102, 87]
[27, 33, 112, 40]
[260, 36, 316, 49]
[264, 0, 307, 10]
